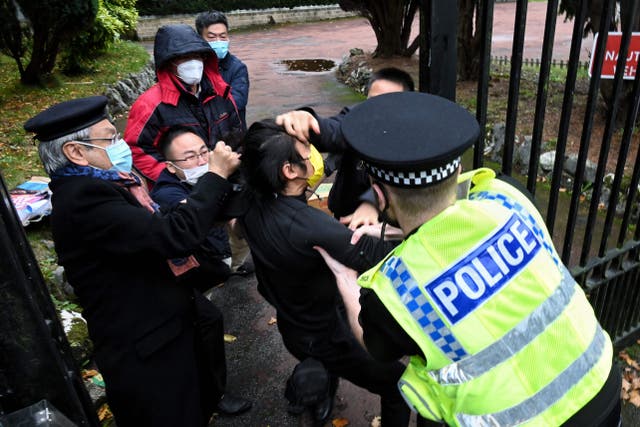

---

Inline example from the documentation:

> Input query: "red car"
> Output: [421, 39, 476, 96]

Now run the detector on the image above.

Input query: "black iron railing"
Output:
[472, 0, 640, 349]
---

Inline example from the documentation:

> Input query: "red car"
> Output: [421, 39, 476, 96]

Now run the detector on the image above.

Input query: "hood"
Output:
[153, 24, 212, 70]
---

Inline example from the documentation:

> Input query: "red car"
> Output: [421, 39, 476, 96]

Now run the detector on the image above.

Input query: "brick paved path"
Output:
[228, 1, 593, 127]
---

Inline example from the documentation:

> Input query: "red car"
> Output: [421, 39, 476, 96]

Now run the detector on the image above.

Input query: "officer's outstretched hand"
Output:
[276, 110, 320, 145]
[314, 246, 357, 281]
[315, 245, 364, 344]
[209, 141, 241, 179]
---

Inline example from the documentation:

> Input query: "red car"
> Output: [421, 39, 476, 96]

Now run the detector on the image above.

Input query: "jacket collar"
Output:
[217, 53, 231, 70]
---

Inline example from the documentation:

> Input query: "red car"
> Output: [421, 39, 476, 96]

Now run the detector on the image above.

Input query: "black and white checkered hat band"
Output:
[366, 157, 461, 187]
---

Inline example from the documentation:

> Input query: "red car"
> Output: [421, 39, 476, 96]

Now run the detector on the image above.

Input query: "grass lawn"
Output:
[0, 41, 150, 189]
[0, 41, 150, 308]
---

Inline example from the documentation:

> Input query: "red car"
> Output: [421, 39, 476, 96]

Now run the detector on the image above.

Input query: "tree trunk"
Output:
[457, 0, 481, 81]
[21, 26, 60, 85]
[340, 0, 418, 58]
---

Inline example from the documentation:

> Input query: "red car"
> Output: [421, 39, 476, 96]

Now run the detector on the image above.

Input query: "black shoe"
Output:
[314, 395, 334, 423]
[232, 260, 254, 276]
[287, 402, 305, 416]
[216, 394, 252, 416]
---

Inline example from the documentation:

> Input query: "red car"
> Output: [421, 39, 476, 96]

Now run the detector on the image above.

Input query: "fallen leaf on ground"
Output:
[97, 403, 113, 421]
[332, 417, 349, 427]
[370, 415, 382, 427]
[268, 317, 277, 325]
[620, 351, 640, 370]
[82, 369, 99, 379]
[619, 350, 640, 407]
[223, 334, 237, 343]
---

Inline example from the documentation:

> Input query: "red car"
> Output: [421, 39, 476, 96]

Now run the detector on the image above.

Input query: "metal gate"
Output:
[472, 0, 640, 349]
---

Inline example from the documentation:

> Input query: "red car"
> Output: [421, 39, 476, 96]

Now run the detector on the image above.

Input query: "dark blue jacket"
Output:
[151, 169, 232, 286]
[219, 53, 249, 129]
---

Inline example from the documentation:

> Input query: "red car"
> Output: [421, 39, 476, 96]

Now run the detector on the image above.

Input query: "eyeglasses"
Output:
[167, 148, 210, 164]
[77, 132, 120, 146]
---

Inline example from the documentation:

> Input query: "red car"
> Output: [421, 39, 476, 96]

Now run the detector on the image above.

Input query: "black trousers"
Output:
[278, 308, 411, 427]
[193, 291, 227, 406]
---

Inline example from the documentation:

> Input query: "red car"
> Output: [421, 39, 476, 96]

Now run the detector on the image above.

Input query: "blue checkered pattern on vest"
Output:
[469, 191, 560, 266]
[382, 256, 468, 362]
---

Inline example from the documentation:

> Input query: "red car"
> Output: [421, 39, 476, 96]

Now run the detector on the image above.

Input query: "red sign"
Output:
[589, 32, 640, 79]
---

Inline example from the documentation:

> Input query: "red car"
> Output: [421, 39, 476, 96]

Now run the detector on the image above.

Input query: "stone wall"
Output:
[137, 5, 357, 40]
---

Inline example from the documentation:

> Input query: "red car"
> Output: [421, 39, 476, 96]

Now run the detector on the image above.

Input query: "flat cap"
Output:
[341, 92, 480, 188]
[24, 96, 108, 141]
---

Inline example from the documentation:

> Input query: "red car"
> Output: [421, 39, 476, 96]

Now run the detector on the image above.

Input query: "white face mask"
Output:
[175, 59, 204, 86]
[171, 163, 209, 185]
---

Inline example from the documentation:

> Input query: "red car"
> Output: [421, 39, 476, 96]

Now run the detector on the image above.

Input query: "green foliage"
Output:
[51, 294, 81, 313]
[0, 40, 149, 188]
[61, 0, 138, 74]
[14, 0, 99, 84]
[0, 0, 29, 75]
[137, 0, 335, 16]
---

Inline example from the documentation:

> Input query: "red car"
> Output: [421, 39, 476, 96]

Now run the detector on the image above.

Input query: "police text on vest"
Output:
[425, 214, 540, 324]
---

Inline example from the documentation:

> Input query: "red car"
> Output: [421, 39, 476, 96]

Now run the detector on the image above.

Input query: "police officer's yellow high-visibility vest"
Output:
[358, 168, 612, 427]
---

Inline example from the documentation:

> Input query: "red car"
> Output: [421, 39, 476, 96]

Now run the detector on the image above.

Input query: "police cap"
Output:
[341, 92, 480, 188]
[24, 96, 108, 141]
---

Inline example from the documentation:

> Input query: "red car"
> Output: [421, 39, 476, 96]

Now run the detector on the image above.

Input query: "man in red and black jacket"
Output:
[125, 24, 244, 185]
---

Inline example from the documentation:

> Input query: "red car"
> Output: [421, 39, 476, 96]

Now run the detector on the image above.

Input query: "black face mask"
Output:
[373, 181, 400, 229]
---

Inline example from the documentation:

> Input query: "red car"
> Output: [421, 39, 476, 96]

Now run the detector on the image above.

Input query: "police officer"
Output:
[316, 92, 621, 426]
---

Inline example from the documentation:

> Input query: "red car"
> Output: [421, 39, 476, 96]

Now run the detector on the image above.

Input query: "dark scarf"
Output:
[52, 164, 200, 276]
[51, 164, 159, 213]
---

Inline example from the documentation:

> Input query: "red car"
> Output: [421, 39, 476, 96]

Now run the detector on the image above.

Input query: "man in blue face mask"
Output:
[196, 10, 250, 130]
[125, 24, 244, 186]
[25, 96, 249, 426]
[151, 125, 234, 286]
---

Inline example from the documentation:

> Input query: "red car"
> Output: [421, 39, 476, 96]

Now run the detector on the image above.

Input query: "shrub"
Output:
[137, 0, 336, 16]
[61, 0, 138, 75]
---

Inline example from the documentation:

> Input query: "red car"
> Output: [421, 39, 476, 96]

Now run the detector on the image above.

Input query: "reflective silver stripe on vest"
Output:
[432, 266, 576, 384]
[469, 191, 560, 266]
[383, 256, 468, 361]
[397, 379, 442, 422]
[455, 324, 608, 427]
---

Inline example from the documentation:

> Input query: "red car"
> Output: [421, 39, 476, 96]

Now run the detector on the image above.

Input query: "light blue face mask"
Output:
[105, 139, 133, 173]
[208, 40, 229, 59]
[77, 139, 133, 173]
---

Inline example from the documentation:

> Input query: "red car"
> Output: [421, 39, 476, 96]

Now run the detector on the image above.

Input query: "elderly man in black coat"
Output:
[24, 96, 246, 426]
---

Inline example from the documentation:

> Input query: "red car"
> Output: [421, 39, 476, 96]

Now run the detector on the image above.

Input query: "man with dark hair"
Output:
[124, 24, 243, 185]
[196, 10, 250, 129]
[276, 67, 415, 228]
[195, 11, 252, 273]
[365, 67, 415, 96]
[152, 125, 232, 285]
[317, 92, 622, 427]
[24, 96, 242, 426]
[151, 125, 252, 417]
[237, 119, 411, 426]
